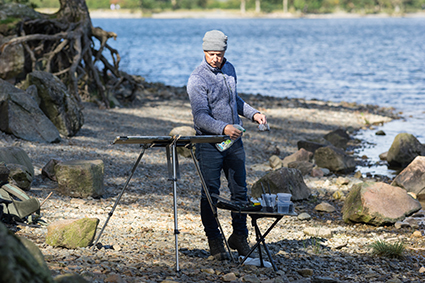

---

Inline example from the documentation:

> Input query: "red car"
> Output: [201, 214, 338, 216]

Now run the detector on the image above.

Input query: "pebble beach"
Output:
[2, 82, 425, 283]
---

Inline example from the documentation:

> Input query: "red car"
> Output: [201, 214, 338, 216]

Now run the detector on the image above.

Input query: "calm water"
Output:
[92, 17, 425, 177]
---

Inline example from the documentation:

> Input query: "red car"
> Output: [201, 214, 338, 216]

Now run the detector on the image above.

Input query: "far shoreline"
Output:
[36, 8, 425, 19]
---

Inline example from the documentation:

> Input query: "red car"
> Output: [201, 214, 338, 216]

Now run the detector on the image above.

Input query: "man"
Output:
[187, 30, 267, 260]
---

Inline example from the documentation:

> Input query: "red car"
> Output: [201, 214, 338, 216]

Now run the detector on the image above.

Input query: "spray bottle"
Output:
[216, 124, 245, 152]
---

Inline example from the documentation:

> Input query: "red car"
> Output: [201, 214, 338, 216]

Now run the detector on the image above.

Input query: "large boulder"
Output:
[24, 71, 84, 137]
[0, 147, 34, 178]
[391, 156, 425, 204]
[45, 218, 99, 249]
[251, 167, 311, 201]
[297, 140, 326, 154]
[6, 163, 33, 191]
[0, 222, 55, 283]
[55, 160, 105, 198]
[314, 145, 356, 173]
[282, 148, 313, 167]
[0, 35, 24, 80]
[0, 79, 61, 143]
[387, 133, 425, 168]
[342, 182, 422, 226]
[323, 128, 350, 149]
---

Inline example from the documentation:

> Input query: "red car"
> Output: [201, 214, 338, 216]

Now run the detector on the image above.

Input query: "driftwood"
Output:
[0, 0, 140, 108]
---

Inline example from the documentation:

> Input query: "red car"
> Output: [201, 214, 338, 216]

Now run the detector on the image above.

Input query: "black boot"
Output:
[228, 233, 252, 256]
[208, 237, 230, 260]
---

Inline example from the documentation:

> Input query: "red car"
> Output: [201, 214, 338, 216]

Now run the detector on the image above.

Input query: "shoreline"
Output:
[36, 8, 425, 19]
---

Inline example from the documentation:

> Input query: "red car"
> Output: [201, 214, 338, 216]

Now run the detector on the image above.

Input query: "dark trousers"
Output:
[196, 138, 248, 240]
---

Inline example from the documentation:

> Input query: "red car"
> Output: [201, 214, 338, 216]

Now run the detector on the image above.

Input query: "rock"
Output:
[0, 79, 61, 143]
[311, 167, 324, 177]
[411, 230, 422, 238]
[104, 273, 125, 283]
[55, 159, 105, 198]
[241, 274, 261, 283]
[342, 182, 422, 226]
[222, 272, 237, 282]
[0, 162, 10, 184]
[250, 167, 311, 201]
[303, 227, 333, 238]
[54, 273, 90, 283]
[46, 218, 99, 248]
[0, 35, 24, 80]
[419, 267, 425, 273]
[0, 222, 55, 283]
[297, 140, 326, 154]
[42, 159, 63, 181]
[282, 148, 313, 167]
[379, 151, 388, 161]
[311, 276, 340, 283]
[353, 171, 362, 178]
[288, 161, 314, 176]
[0, 146, 34, 178]
[387, 133, 425, 168]
[24, 71, 84, 137]
[391, 156, 425, 203]
[315, 202, 336, 213]
[297, 268, 314, 277]
[6, 163, 33, 190]
[297, 212, 311, 221]
[169, 126, 196, 157]
[314, 145, 356, 173]
[394, 221, 410, 229]
[332, 191, 344, 200]
[324, 128, 350, 149]
[269, 155, 283, 169]
[375, 130, 386, 136]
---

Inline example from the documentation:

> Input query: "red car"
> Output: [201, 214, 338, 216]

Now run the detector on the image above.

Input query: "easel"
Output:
[92, 135, 235, 272]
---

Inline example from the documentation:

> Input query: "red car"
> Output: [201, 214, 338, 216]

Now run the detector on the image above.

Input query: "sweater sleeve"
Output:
[236, 94, 260, 121]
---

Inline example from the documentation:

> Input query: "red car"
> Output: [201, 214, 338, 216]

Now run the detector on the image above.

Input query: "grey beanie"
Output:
[202, 30, 227, 51]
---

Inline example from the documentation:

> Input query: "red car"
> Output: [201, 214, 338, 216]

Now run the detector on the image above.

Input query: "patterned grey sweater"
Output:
[187, 57, 259, 136]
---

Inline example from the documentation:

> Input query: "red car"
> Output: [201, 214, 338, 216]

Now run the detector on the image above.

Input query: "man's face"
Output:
[204, 51, 225, 68]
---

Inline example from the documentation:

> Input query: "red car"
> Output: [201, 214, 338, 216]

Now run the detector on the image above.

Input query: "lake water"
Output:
[92, 17, 425, 177]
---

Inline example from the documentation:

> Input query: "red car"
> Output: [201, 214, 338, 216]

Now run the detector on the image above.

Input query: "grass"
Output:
[369, 239, 406, 258]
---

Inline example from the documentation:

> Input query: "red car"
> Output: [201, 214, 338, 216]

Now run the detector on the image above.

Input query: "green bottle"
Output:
[216, 124, 245, 152]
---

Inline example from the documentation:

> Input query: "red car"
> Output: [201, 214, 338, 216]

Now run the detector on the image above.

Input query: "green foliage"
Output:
[369, 239, 406, 258]
[8, 0, 425, 14]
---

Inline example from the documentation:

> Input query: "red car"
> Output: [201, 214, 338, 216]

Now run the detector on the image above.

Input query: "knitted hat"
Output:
[202, 30, 227, 51]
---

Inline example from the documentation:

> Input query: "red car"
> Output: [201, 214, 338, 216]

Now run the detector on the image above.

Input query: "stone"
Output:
[6, 163, 33, 190]
[391, 156, 425, 203]
[0, 162, 10, 184]
[342, 182, 422, 226]
[411, 230, 422, 238]
[303, 227, 333, 238]
[282, 148, 313, 167]
[297, 212, 311, 221]
[387, 133, 425, 168]
[315, 202, 336, 213]
[45, 218, 99, 248]
[375, 130, 386, 136]
[297, 140, 326, 154]
[0, 35, 24, 80]
[297, 268, 314, 277]
[269, 155, 283, 169]
[288, 161, 314, 176]
[310, 167, 324, 177]
[419, 267, 425, 273]
[54, 273, 90, 283]
[169, 126, 196, 158]
[55, 159, 105, 198]
[311, 276, 340, 283]
[332, 191, 344, 200]
[24, 71, 84, 137]
[222, 272, 237, 282]
[0, 222, 54, 283]
[0, 146, 34, 178]
[0, 79, 61, 143]
[379, 151, 388, 161]
[42, 159, 62, 181]
[314, 145, 356, 173]
[324, 128, 350, 149]
[250, 167, 311, 201]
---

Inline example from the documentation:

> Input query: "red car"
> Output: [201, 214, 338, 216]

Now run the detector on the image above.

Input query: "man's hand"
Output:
[224, 124, 243, 140]
[253, 113, 267, 125]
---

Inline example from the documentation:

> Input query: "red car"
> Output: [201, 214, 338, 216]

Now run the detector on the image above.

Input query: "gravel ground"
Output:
[2, 85, 424, 283]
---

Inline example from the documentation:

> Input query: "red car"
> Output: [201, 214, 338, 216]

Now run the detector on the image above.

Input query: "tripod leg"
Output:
[189, 146, 236, 263]
[92, 146, 146, 250]
[171, 142, 180, 272]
